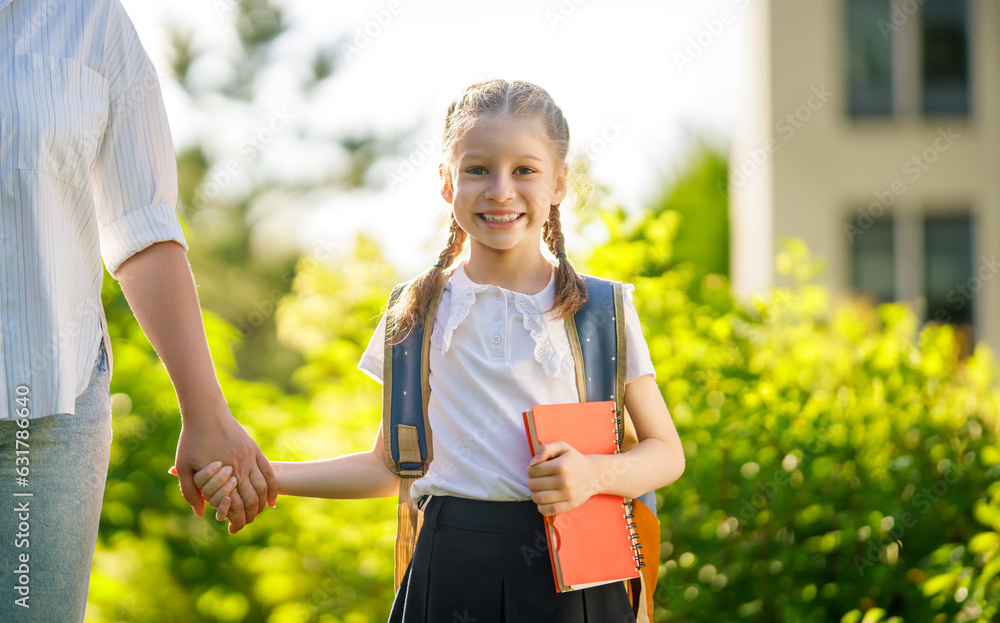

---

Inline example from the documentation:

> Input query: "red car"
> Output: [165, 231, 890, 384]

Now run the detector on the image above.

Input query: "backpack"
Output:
[381, 273, 660, 622]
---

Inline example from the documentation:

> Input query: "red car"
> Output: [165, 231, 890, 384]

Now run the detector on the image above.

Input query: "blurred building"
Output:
[731, 0, 1000, 353]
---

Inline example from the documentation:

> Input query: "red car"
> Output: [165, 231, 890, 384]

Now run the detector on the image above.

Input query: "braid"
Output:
[387, 217, 467, 341]
[545, 205, 588, 319]
[435, 217, 467, 270]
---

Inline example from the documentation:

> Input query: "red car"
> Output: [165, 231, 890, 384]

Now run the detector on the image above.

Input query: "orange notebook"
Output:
[522, 401, 643, 593]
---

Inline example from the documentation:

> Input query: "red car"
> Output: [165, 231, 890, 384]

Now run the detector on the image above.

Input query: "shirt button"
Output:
[492, 334, 501, 345]
[493, 291, 501, 300]
[494, 312, 503, 321]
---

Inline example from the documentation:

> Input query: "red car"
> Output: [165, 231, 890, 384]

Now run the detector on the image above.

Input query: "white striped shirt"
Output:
[0, 0, 187, 419]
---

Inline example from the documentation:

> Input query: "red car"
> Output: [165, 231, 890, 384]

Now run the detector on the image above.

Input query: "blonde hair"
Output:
[387, 79, 588, 340]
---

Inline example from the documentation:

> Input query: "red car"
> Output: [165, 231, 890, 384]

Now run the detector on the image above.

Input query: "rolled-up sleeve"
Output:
[91, 10, 186, 276]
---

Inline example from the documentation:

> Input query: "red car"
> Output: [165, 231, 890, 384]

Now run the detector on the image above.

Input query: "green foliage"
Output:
[583, 208, 1000, 622]
[164, 0, 405, 390]
[646, 143, 729, 277]
[90, 238, 399, 623]
[581, 142, 727, 282]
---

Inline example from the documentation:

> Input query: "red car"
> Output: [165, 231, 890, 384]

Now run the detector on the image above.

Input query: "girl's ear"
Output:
[550, 162, 569, 205]
[439, 164, 454, 204]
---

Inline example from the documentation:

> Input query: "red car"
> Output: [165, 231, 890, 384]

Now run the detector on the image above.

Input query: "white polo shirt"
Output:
[359, 263, 655, 502]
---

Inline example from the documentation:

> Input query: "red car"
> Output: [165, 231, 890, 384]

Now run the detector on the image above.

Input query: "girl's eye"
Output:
[466, 166, 487, 175]
[515, 166, 536, 175]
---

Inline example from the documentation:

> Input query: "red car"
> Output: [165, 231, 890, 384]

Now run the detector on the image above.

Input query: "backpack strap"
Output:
[382, 280, 445, 589]
[569, 275, 658, 623]
[567, 275, 626, 413]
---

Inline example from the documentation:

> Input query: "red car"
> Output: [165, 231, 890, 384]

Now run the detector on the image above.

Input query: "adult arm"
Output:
[116, 240, 278, 532]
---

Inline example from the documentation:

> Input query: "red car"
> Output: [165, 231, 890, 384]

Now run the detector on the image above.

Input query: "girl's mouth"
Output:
[478, 213, 524, 224]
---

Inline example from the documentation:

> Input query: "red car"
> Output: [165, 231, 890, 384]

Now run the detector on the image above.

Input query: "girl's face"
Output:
[442, 114, 568, 263]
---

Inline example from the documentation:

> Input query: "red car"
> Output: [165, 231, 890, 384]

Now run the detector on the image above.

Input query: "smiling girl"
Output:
[194, 79, 684, 622]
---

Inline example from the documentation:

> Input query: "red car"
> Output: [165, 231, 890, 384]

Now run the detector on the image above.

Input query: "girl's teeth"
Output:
[481, 213, 520, 223]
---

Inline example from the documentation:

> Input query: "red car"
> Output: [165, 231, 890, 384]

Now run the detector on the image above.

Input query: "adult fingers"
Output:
[247, 465, 269, 514]
[178, 470, 205, 518]
[257, 452, 279, 508]
[225, 491, 247, 534]
[235, 475, 260, 523]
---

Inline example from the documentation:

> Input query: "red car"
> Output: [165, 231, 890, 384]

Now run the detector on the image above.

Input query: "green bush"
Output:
[90, 238, 399, 623]
[584, 208, 1000, 622]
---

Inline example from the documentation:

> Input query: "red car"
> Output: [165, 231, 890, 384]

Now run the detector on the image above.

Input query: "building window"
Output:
[850, 211, 895, 304]
[844, 0, 971, 118]
[921, 0, 971, 116]
[924, 213, 974, 326]
[846, 0, 894, 117]
[849, 210, 975, 336]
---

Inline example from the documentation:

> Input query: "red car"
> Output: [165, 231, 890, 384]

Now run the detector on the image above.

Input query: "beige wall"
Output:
[732, 0, 1000, 351]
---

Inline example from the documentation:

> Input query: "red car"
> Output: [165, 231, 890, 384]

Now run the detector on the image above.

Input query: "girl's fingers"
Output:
[526, 475, 562, 493]
[527, 449, 569, 479]
[207, 477, 238, 509]
[193, 461, 224, 489]
[528, 442, 569, 467]
[199, 465, 234, 499]
[215, 496, 232, 522]
[535, 501, 570, 517]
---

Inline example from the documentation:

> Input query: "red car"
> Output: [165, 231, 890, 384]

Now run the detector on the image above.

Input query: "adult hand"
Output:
[174, 407, 277, 533]
[170, 461, 238, 512]
[116, 242, 278, 533]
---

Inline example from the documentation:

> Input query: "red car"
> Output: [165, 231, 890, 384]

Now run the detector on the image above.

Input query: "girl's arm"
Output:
[526, 374, 685, 516]
[272, 428, 400, 499]
[195, 427, 400, 523]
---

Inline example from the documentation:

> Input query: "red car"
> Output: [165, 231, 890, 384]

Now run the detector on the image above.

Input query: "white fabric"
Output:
[0, 0, 187, 419]
[359, 263, 656, 502]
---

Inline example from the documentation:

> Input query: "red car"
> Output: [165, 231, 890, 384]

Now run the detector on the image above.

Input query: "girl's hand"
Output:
[526, 442, 599, 516]
[169, 462, 238, 522]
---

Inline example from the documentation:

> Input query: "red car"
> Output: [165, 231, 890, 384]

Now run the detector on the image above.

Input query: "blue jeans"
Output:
[0, 344, 112, 621]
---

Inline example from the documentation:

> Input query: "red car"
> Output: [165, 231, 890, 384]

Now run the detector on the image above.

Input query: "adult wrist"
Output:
[177, 389, 229, 424]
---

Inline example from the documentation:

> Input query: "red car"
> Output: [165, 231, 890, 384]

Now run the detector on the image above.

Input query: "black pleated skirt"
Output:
[388, 496, 636, 623]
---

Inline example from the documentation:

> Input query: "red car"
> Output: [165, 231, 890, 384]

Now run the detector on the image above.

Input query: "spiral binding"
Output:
[613, 409, 624, 452]
[623, 501, 646, 570]
[617, 409, 644, 571]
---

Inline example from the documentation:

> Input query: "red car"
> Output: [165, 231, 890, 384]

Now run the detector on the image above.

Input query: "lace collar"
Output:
[430, 262, 574, 381]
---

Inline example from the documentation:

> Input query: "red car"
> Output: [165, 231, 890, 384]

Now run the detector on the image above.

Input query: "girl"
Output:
[194, 79, 685, 622]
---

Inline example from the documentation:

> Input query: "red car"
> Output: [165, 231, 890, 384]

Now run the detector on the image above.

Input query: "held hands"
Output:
[173, 410, 278, 533]
[170, 462, 240, 520]
[526, 442, 599, 516]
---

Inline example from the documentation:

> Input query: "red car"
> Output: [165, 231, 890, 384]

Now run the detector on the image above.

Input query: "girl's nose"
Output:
[484, 174, 515, 203]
